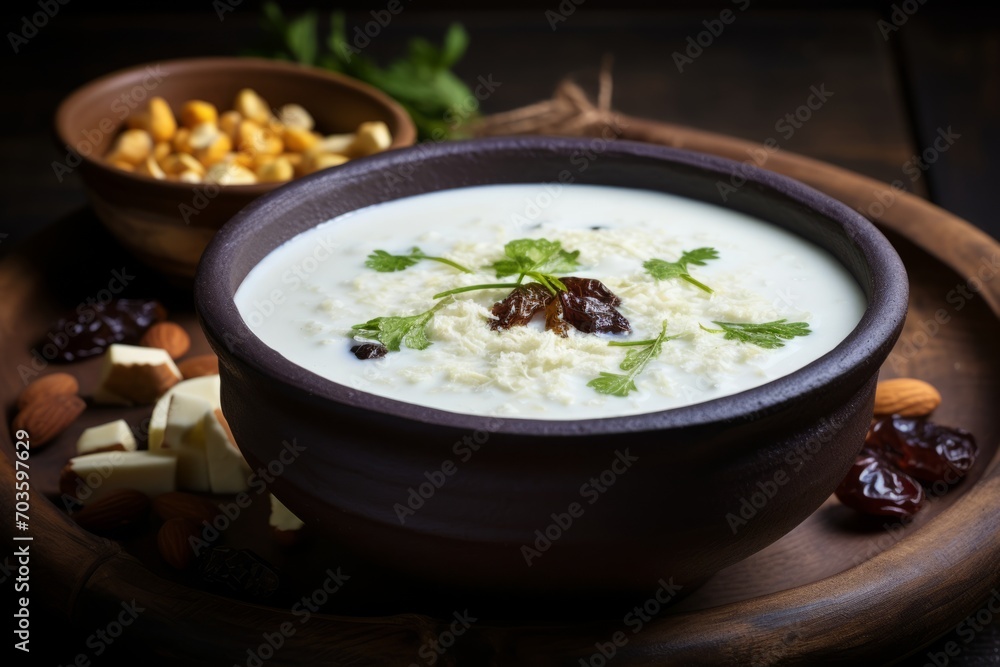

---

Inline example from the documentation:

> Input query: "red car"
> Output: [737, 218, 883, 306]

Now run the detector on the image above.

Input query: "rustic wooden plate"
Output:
[2, 122, 999, 665]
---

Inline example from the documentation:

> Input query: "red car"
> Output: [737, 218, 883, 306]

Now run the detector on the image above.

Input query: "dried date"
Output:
[835, 447, 925, 519]
[489, 283, 552, 331]
[558, 291, 631, 334]
[40, 299, 165, 362]
[868, 416, 978, 483]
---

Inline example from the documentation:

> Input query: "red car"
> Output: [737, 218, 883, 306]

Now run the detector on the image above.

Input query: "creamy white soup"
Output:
[235, 184, 866, 420]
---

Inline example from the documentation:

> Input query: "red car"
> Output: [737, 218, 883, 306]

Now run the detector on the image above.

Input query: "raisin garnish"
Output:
[868, 415, 978, 483]
[350, 343, 388, 360]
[39, 299, 165, 362]
[835, 447, 925, 519]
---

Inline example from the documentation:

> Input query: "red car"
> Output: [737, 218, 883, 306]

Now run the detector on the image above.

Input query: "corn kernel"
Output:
[196, 133, 232, 167]
[234, 89, 271, 124]
[153, 141, 171, 162]
[305, 152, 349, 174]
[349, 121, 392, 157]
[206, 161, 257, 185]
[178, 170, 202, 183]
[161, 152, 205, 176]
[108, 129, 153, 165]
[135, 155, 166, 180]
[257, 156, 294, 182]
[180, 100, 219, 128]
[315, 133, 355, 155]
[172, 127, 193, 154]
[219, 111, 242, 142]
[238, 120, 282, 155]
[282, 126, 319, 153]
[148, 97, 177, 142]
[278, 103, 314, 131]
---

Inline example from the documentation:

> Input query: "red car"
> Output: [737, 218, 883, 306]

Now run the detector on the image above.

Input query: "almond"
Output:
[177, 354, 219, 379]
[12, 394, 86, 447]
[141, 322, 191, 359]
[157, 518, 201, 570]
[17, 373, 79, 410]
[874, 378, 941, 417]
[152, 491, 218, 524]
[72, 488, 150, 534]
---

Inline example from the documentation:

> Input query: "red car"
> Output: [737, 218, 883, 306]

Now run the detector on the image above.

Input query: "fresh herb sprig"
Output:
[588, 321, 678, 397]
[700, 319, 810, 349]
[351, 300, 451, 352]
[258, 3, 477, 140]
[433, 238, 581, 299]
[644, 247, 719, 293]
[366, 248, 473, 274]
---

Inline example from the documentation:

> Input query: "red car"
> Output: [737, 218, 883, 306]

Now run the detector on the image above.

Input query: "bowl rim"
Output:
[53, 56, 417, 193]
[196, 136, 908, 436]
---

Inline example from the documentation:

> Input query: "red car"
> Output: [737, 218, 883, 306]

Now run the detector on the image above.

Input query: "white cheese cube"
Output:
[76, 419, 137, 456]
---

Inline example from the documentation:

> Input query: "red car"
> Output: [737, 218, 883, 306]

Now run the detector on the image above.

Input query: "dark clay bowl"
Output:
[54, 57, 415, 279]
[196, 137, 908, 598]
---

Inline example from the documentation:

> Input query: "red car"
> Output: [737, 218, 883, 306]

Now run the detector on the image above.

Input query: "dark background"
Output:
[3, 1, 999, 665]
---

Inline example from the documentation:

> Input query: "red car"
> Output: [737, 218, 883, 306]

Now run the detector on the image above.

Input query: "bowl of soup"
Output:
[195, 137, 907, 596]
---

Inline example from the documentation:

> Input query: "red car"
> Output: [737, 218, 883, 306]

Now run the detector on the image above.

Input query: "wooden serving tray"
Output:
[2, 122, 999, 665]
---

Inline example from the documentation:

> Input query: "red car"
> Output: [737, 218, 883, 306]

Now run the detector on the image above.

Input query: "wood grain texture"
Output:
[1, 120, 999, 664]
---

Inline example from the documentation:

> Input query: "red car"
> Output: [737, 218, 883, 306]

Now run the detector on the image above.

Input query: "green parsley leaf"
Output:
[700, 319, 811, 349]
[256, 5, 478, 140]
[351, 300, 449, 352]
[492, 238, 581, 279]
[365, 247, 472, 273]
[588, 321, 676, 397]
[433, 238, 583, 299]
[643, 247, 719, 293]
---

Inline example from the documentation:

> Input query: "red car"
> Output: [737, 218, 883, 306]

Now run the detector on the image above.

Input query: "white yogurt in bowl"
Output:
[234, 184, 866, 420]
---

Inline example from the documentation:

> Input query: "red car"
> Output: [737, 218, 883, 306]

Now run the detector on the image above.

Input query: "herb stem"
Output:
[608, 338, 658, 347]
[681, 274, 714, 294]
[423, 255, 474, 273]
[433, 282, 521, 299]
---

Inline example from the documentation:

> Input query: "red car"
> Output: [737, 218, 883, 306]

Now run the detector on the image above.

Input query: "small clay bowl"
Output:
[196, 137, 908, 598]
[54, 57, 416, 279]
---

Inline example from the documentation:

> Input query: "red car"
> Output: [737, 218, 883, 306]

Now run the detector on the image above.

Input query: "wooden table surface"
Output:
[2, 5, 998, 665]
